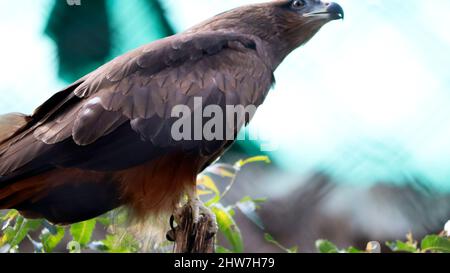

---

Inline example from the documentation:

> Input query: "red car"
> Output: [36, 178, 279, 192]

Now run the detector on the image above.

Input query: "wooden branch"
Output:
[168, 204, 216, 253]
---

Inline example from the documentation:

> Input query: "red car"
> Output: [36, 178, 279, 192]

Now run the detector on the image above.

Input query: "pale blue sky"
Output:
[1, 0, 450, 189]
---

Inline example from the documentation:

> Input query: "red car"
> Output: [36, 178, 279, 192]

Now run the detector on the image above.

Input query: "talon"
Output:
[199, 205, 219, 236]
[170, 214, 176, 230]
[166, 230, 176, 242]
[166, 215, 177, 242]
[188, 197, 202, 224]
[206, 230, 216, 241]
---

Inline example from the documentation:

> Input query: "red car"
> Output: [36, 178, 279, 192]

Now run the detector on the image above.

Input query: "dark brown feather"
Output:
[0, 32, 273, 177]
[0, 113, 30, 144]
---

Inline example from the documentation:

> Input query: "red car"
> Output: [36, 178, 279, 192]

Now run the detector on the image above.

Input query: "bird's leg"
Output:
[170, 189, 218, 237]
[186, 190, 218, 236]
[188, 194, 202, 224]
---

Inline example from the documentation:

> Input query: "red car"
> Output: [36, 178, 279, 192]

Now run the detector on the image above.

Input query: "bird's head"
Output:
[283, 0, 344, 22]
[271, 0, 344, 50]
[190, 0, 344, 68]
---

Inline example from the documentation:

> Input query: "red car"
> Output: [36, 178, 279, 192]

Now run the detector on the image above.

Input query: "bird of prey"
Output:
[0, 0, 343, 226]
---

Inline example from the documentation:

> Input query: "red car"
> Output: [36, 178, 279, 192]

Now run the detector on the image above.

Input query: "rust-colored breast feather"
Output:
[116, 152, 205, 220]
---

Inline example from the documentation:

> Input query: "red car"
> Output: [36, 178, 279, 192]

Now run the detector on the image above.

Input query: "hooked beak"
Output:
[304, 2, 344, 21]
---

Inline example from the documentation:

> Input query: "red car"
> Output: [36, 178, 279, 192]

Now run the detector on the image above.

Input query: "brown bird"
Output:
[0, 0, 343, 227]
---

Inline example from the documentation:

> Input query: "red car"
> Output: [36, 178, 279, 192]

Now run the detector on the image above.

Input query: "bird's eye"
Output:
[291, 0, 306, 9]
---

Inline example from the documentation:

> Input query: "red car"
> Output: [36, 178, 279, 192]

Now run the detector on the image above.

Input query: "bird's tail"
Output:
[0, 167, 123, 224]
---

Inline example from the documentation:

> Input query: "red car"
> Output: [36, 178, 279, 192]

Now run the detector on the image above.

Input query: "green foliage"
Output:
[212, 205, 243, 253]
[70, 219, 96, 246]
[386, 233, 418, 253]
[94, 233, 140, 253]
[200, 156, 271, 253]
[315, 240, 367, 253]
[316, 240, 340, 253]
[314, 232, 450, 254]
[420, 235, 450, 253]
[41, 226, 65, 253]
[1, 155, 448, 253]
[264, 233, 298, 253]
[384, 232, 450, 253]
[0, 211, 142, 253]
[0, 212, 42, 253]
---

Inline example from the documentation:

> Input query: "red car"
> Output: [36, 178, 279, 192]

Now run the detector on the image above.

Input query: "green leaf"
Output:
[198, 175, 221, 206]
[197, 190, 214, 196]
[239, 196, 266, 205]
[41, 227, 65, 253]
[235, 156, 271, 169]
[1, 227, 16, 248]
[96, 215, 112, 227]
[228, 208, 236, 217]
[212, 205, 243, 253]
[215, 245, 233, 253]
[100, 233, 140, 253]
[1, 210, 18, 222]
[70, 219, 96, 246]
[316, 240, 340, 253]
[288, 246, 299, 253]
[205, 164, 236, 178]
[346, 247, 365, 253]
[264, 233, 275, 243]
[264, 233, 298, 253]
[1, 217, 42, 249]
[252, 198, 268, 204]
[421, 235, 450, 253]
[386, 240, 418, 253]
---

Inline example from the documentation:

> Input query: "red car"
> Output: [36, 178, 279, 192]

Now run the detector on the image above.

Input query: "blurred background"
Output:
[0, 0, 450, 252]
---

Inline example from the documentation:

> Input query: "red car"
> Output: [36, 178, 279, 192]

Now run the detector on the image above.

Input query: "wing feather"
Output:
[0, 31, 274, 177]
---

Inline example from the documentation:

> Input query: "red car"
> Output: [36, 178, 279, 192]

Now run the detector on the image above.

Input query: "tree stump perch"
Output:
[168, 204, 216, 253]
